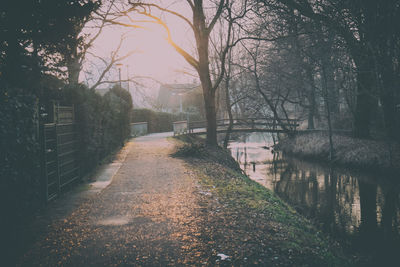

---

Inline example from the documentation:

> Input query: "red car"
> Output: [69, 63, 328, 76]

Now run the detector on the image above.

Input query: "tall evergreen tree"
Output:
[0, 0, 101, 93]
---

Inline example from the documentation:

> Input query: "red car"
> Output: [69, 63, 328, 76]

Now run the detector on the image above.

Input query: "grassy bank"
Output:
[277, 131, 400, 174]
[173, 135, 354, 266]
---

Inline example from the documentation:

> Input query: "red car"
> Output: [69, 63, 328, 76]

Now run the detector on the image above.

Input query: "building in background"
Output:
[157, 83, 204, 117]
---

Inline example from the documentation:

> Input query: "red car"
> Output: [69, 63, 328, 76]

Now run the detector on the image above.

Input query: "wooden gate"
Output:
[42, 104, 79, 201]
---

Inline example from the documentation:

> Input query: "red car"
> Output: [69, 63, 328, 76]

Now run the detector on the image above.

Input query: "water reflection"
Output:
[227, 133, 400, 260]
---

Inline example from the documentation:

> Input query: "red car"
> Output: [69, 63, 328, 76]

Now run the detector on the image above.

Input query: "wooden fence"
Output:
[42, 104, 79, 201]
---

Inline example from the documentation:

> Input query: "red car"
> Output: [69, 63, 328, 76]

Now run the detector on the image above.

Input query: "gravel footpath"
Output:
[19, 133, 209, 266]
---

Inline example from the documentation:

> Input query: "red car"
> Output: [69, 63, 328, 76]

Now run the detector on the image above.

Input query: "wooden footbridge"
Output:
[173, 118, 299, 135]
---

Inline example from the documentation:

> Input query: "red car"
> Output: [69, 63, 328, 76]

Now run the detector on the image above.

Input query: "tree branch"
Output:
[275, 0, 359, 50]
[207, 0, 225, 33]
[89, 35, 139, 90]
[127, 1, 195, 30]
[134, 9, 200, 70]
[186, 0, 195, 10]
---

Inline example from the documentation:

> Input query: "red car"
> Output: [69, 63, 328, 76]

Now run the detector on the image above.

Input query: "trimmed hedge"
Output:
[1, 87, 41, 212]
[62, 84, 132, 176]
[1, 84, 133, 264]
[1, 87, 41, 264]
[1, 84, 133, 214]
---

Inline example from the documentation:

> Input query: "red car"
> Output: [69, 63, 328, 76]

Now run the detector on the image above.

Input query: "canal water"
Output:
[225, 132, 400, 264]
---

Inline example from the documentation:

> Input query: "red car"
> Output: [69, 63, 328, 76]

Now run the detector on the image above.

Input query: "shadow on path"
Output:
[19, 133, 209, 266]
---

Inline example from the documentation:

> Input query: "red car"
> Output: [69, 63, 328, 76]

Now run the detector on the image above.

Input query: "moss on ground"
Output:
[172, 135, 354, 266]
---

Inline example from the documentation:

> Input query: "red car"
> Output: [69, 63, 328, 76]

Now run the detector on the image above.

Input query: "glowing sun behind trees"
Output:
[106, 0, 230, 147]
[88, 14, 192, 83]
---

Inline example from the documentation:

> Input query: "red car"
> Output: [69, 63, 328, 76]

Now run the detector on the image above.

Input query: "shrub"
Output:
[0, 83, 133, 263]
[0, 87, 41, 214]
[131, 108, 173, 132]
[0, 87, 41, 263]
[62, 84, 133, 176]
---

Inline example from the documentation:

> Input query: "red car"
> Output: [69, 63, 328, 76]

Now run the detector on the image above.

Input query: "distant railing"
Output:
[173, 121, 188, 136]
[131, 122, 148, 137]
[188, 118, 299, 134]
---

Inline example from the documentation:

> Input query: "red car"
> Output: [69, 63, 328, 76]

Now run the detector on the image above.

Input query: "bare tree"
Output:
[86, 33, 139, 90]
[107, 0, 240, 146]
[63, 0, 118, 85]
[266, 0, 400, 140]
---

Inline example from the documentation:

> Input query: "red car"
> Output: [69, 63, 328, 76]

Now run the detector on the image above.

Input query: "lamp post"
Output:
[127, 64, 130, 93]
[126, 64, 133, 108]
[179, 93, 183, 113]
[116, 63, 123, 87]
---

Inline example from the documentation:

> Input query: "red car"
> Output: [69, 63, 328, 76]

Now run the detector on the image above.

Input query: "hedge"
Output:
[1, 87, 41, 264]
[62, 84, 132, 176]
[1, 84, 132, 264]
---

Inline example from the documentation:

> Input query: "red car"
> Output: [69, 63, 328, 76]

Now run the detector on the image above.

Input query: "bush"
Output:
[62, 84, 132, 176]
[104, 85, 132, 147]
[131, 109, 173, 132]
[0, 83, 133, 263]
[0, 87, 41, 263]
[0, 83, 133, 217]
[0, 87, 41, 213]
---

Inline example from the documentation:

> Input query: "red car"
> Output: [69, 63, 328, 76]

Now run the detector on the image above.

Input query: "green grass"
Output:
[173, 136, 354, 266]
[198, 163, 351, 266]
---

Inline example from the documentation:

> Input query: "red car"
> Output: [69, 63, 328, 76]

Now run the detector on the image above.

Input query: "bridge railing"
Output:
[188, 118, 299, 133]
[131, 122, 148, 137]
[173, 121, 188, 135]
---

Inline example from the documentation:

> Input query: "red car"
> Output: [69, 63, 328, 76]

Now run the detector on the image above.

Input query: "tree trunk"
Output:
[203, 88, 217, 146]
[193, 2, 218, 147]
[196, 31, 217, 146]
[223, 80, 234, 148]
[378, 50, 399, 142]
[353, 55, 376, 138]
[223, 49, 234, 148]
[307, 97, 315, 129]
[4, 33, 22, 87]
[322, 67, 334, 161]
[305, 65, 316, 129]
[324, 57, 339, 125]
[381, 84, 398, 140]
[67, 56, 81, 85]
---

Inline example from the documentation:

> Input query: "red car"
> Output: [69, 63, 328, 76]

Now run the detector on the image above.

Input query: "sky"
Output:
[82, 0, 198, 96]
[89, 24, 193, 82]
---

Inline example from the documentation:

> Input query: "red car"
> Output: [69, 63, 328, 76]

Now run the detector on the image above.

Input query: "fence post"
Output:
[39, 123, 47, 204]
[55, 124, 60, 194]
[186, 113, 190, 134]
[53, 102, 58, 123]
[71, 104, 75, 122]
